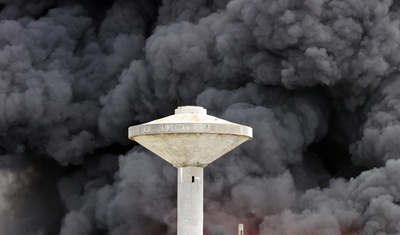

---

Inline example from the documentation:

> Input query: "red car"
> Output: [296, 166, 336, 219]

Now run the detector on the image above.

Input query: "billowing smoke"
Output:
[1, 0, 400, 234]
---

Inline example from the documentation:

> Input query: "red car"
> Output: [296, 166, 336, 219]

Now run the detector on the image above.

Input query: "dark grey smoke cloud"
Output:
[1, 0, 400, 234]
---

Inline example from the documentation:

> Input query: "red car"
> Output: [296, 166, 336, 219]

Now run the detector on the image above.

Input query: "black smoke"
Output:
[1, 0, 400, 234]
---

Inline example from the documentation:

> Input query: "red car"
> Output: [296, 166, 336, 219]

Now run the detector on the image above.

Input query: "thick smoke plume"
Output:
[1, 0, 400, 234]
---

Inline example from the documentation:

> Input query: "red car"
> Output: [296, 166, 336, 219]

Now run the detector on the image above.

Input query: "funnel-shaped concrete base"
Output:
[133, 132, 249, 167]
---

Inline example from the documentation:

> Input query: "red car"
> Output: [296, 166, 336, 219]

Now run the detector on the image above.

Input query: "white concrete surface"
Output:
[177, 167, 203, 235]
[128, 106, 252, 167]
[175, 106, 206, 114]
[132, 133, 249, 167]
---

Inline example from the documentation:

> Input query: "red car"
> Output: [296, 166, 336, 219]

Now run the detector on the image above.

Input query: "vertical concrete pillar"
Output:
[177, 167, 203, 235]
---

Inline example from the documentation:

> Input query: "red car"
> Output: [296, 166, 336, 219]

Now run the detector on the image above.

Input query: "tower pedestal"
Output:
[177, 167, 203, 235]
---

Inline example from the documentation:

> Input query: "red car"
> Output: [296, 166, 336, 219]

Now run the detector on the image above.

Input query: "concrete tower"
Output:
[128, 106, 252, 235]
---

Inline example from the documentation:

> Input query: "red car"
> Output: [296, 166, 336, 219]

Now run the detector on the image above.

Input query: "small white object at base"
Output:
[238, 224, 244, 235]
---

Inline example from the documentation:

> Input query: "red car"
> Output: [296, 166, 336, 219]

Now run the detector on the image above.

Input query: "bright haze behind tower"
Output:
[0, 0, 400, 235]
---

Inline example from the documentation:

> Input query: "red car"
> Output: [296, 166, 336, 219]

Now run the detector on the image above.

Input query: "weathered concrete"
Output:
[178, 167, 203, 235]
[128, 106, 252, 235]
[128, 106, 252, 167]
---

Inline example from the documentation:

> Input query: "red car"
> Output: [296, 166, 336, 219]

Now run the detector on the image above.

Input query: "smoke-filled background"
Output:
[1, 0, 400, 234]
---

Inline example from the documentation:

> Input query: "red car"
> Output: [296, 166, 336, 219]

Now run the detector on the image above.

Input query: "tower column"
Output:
[177, 166, 203, 235]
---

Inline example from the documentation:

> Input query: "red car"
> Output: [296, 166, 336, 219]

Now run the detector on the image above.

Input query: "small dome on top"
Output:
[175, 106, 206, 115]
